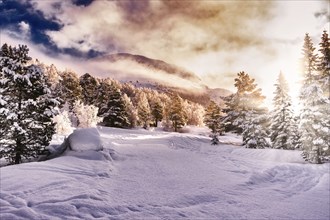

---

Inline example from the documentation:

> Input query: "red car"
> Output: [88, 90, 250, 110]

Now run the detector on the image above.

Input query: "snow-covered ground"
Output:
[1, 127, 329, 220]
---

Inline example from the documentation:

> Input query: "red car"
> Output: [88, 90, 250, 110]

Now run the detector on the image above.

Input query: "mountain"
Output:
[96, 53, 201, 83]
[90, 53, 232, 105]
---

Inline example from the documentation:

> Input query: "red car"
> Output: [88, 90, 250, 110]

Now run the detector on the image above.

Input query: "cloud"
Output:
[18, 21, 30, 37]
[24, 0, 275, 60]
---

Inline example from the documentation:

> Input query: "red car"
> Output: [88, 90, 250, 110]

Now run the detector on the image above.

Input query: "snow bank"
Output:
[68, 128, 103, 151]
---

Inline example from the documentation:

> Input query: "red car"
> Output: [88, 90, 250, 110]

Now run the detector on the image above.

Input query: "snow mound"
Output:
[68, 128, 103, 151]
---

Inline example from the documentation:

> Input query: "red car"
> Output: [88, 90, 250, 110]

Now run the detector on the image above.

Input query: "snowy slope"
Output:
[1, 127, 329, 220]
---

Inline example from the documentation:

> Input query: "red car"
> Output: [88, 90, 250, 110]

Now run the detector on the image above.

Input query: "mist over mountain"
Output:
[90, 53, 232, 105]
[96, 53, 202, 83]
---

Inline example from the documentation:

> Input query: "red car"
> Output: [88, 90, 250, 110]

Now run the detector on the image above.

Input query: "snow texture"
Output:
[0, 127, 329, 220]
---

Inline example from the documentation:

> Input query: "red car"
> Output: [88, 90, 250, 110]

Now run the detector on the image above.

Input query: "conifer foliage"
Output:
[222, 71, 268, 148]
[204, 101, 224, 145]
[299, 33, 330, 163]
[270, 72, 295, 149]
[0, 44, 59, 164]
[102, 84, 129, 128]
[168, 94, 187, 132]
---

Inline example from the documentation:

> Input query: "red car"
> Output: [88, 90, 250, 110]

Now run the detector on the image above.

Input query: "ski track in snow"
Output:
[0, 127, 329, 220]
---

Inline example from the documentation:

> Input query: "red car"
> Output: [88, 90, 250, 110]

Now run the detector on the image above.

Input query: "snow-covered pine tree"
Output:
[222, 71, 265, 134]
[299, 33, 330, 163]
[168, 94, 187, 132]
[223, 72, 268, 148]
[136, 91, 152, 129]
[102, 85, 129, 128]
[290, 116, 302, 150]
[58, 70, 82, 109]
[79, 73, 99, 105]
[317, 30, 330, 99]
[96, 78, 114, 116]
[317, 30, 330, 159]
[242, 110, 269, 149]
[204, 101, 224, 144]
[0, 44, 59, 164]
[270, 72, 295, 149]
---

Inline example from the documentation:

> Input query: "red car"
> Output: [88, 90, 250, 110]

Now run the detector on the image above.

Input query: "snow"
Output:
[1, 126, 329, 220]
[67, 128, 103, 151]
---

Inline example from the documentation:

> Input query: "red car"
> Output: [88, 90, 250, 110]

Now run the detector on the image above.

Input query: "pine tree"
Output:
[79, 73, 99, 105]
[243, 111, 269, 149]
[102, 86, 129, 128]
[168, 94, 187, 132]
[136, 92, 152, 128]
[270, 72, 295, 149]
[223, 72, 268, 148]
[290, 116, 302, 150]
[204, 101, 224, 144]
[96, 78, 114, 116]
[184, 101, 205, 126]
[58, 70, 82, 109]
[151, 98, 164, 127]
[0, 44, 59, 164]
[122, 94, 138, 128]
[299, 33, 330, 163]
[222, 71, 265, 134]
[318, 30, 330, 99]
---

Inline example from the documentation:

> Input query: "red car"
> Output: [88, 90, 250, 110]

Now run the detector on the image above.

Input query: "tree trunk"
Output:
[15, 141, 22, 164]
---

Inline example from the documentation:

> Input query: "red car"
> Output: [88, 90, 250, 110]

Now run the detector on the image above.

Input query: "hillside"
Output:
[90, 53, 232, 105]
[1, 127, 329, 219]
[96, 53, 202, 83]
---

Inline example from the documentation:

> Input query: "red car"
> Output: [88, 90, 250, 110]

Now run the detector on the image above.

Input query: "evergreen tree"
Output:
[96, 78, 114, 116]
[318, 30, 330, 99]
[168, 94, 187, 132]
[302, 33, 318, 78]
[122, 94, 138, 128]
[79, 73, 99, 105]
[204, 101, 224, 144]
[222, 72, 268, 148]
[299, 33, 330, 163]
[222, 71, 265, 134]
[270, 72, 295, 149]
[102, 86, 129, 128]
[184, 101, 205, 126]
[0, 44, 59, 164]
[290, 116, 302, 150]
[136, 92, 152, 128]
[58, 70, 82, 109]
[151, 98, 164, 127]
[242, 111, 269, 149]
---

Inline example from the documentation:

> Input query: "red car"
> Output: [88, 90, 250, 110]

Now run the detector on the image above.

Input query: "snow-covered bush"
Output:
[73, 100, 103, 128]
[52, 110, 73, 135]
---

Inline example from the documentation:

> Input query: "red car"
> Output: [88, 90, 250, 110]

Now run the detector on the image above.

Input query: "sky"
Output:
[0, 0, 329, 107]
